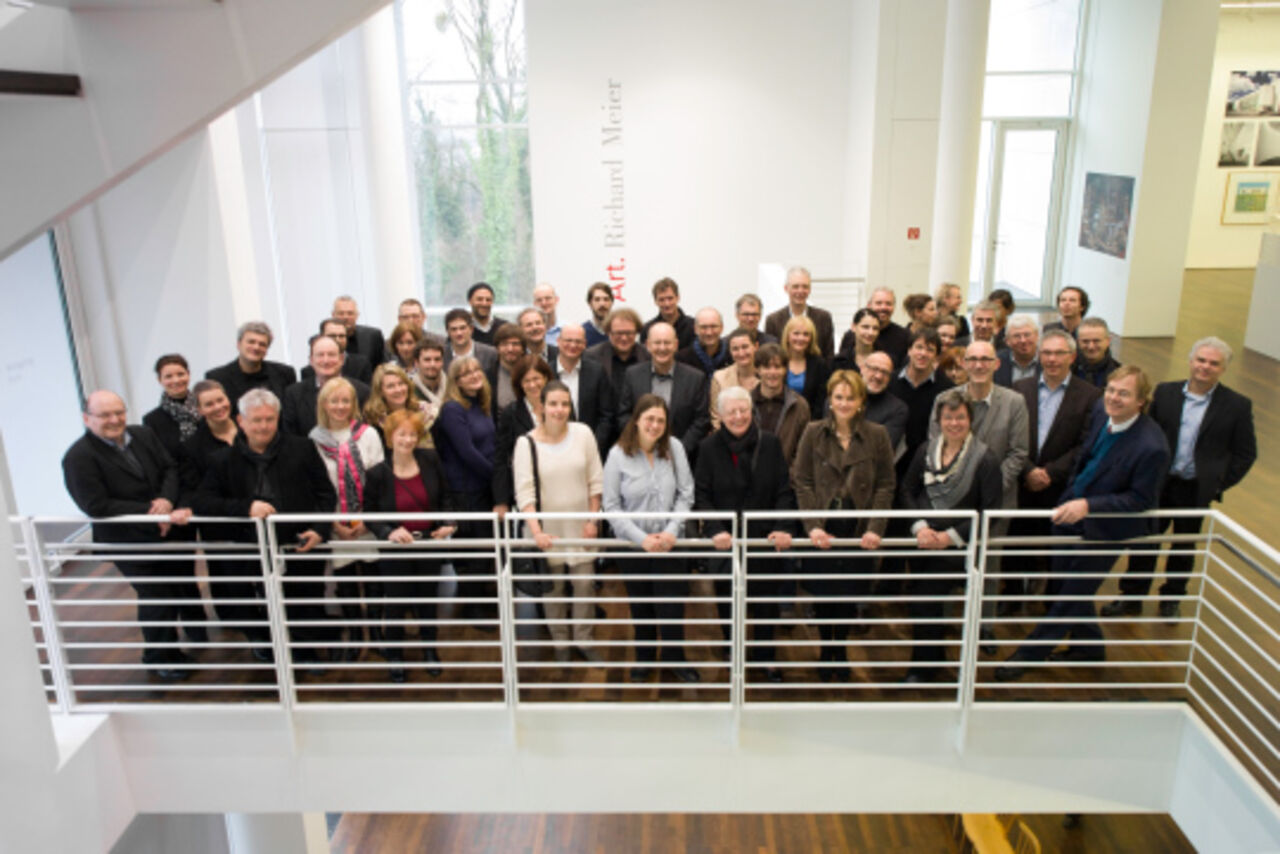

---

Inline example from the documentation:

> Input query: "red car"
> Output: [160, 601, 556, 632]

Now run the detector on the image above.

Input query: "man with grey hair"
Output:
[1106, 336, 1257, 620]
[734, 293, 778, 345]
[205, 320, 297, 410]
[994, 315, 1040, 387]
[532, 282, 562, 346]
[1072, 317, 1121, 388]
[332, 294, 385, 366]
[765, 266, 834, 362]
[63, 389, 198, 679]
[195, 387, 336, 666]
[677, 307, 730, 376]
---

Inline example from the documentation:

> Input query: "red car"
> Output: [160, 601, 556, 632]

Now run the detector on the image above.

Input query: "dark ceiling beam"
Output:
[0, 70, 82, 97]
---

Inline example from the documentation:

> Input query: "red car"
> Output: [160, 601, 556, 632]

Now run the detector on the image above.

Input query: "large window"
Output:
[970, 0, 1081, 307]
[397, 0, 534, 310]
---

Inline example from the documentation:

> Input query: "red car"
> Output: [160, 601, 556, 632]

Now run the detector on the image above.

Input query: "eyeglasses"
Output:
[610, 329, 637, 338]
[862, 365, 891, 376]
[964, 356, 996, 364]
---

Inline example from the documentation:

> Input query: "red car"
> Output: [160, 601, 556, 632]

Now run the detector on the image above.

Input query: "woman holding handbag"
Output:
[512, 381, 604, 664]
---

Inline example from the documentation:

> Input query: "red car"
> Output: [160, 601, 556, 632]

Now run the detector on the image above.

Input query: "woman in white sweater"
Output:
[311, 377, 385, 659]
[512, 380, 605, 664]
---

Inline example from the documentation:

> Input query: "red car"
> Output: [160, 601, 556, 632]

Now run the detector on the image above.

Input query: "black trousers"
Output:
[624, 555, 689, 663]
[114, 554, 198, 663]
[1014, 547, 1116, 660]
[907, 553, 967, 672]
[379, 555, 443, 660]
[209, 558, 270, 644]
[452, 490, 498, 604]
[709, 555, 782, 662]
[1121, 477, 1203, 597]
[803, 516, 869, 646]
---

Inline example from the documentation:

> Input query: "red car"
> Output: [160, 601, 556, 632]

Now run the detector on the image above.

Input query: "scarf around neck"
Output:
[922, 432, 988, 510]
[310, 421, 370, 512]
[159, 392, 202, 442]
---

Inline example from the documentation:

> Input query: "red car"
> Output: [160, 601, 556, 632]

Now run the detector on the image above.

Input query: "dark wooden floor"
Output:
[328, 811, 1196, 853]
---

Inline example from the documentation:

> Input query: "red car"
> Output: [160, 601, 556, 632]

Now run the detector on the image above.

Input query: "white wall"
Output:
[525, 0, 853, 326]
[1185, 11, 1280, 270]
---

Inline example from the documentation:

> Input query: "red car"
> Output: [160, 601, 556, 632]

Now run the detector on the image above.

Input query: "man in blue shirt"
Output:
[1104, 337, 1256, 620]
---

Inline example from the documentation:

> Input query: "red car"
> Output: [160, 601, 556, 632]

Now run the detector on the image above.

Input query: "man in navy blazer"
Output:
[1105, 337, 1256, 619]
[996, 366, 1170, 680]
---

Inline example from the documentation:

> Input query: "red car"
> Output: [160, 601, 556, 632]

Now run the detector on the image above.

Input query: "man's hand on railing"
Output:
[860, 531, 882, 550]
[767, 530, 793, 551]
[712, 531, 733, 551]
[431, 526, 456, 539]
[809, 527, 833, 550]
[388, 527, 415, 544]
[295, 530, 323, 553]
[916, 527, 950, 550]
[1052, 498, 1090, 526]
[168, 508, 193, 526]
[641, 531, 676, 553]
[249, 500, 277, 519]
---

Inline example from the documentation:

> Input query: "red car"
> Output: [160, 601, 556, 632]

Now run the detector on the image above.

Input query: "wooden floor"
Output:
[328, 811, 1196, 853]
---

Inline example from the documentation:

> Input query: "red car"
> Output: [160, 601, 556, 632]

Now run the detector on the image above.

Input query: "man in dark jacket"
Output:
[585, 306, 650, 414]
[996, 366, 1170, 680]
[640, 277, 696, 348]
[332, 295, 386, 368]
[695, 386, 798, 682]
[1106, 336, 1257, 619]
[195, 388, 335, 664]
[62, 390, 199, 679]
[618, 322, 710, 460]
[676, 307, 730, 376]
[552, 323, 615, 454]
[205, 320, 297, 408]
[1072, 317, 1121, 388]
[282, 334, 371, 436]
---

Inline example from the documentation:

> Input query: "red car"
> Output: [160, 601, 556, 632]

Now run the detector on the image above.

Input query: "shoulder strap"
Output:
[525, 434, 541, 512]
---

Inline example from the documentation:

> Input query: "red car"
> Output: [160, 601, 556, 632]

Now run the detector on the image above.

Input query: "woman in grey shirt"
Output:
[603, 394, 698, 684]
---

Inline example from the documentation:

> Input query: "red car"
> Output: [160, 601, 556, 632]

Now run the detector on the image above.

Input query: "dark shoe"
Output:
[153, 666, 192, 681]
[251, 646, 274, 664]
[574, 646, 603, 664]
[818, 667, 836, 683]
[1100, 598, 1141, 617]
[670, 666, 701, 683]
[993, 664, 1026, 682]
[630, 666, 652, 681]
[903, 670, 930, 685]
[1063, 814, 1082, 829]
[423, 648, 443, 677]
[389, 668, 407, 683]
[1048, 646, 1105, 663]
[1159, 600, 1180, 621]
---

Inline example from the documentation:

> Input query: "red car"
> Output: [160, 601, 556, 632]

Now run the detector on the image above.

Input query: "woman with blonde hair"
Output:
[364, 363, 430, 447]
[934, 282, 971, 342]
[782, 314, 831, 418]
[311, 377, 385, 656]
[709, 327, 760, 429]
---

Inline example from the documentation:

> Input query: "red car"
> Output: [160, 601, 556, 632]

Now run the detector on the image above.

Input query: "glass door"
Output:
[976, 120, 1068, 307]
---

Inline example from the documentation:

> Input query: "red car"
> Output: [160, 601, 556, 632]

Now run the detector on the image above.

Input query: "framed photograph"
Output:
[1221, 171, 1278, 225]
[1078, 172, 1134, 259]
[1254, 120, 1280, 166]
[1226, 71, 1280, 117]
[1220, 121, 1256, 167]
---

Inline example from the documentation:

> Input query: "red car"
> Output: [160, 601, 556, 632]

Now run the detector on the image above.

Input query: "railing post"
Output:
[955, 510, 986, 753]
[258, 518, 295, 712]
[22, 518, 73, 714]
[1184, 511, 1215, 697]
[496, 513, 518, 736]
[732, 513, 745, 735]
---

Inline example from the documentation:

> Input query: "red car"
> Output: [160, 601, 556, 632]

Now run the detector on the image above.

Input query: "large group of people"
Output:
[63, 272, 1257, 686]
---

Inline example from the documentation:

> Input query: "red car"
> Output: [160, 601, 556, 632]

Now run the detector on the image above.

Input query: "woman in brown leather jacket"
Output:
[793, 369, 896, 681]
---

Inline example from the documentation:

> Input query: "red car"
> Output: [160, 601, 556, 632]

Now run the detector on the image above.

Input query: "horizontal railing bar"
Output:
[1190, 655, 1280, 748]
[1187, 684, 1280, 792]
[1204, 552, 1280, 614]
[1194, 622, 1280, 692]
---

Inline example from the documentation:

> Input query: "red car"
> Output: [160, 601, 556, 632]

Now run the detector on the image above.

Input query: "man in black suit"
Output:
[860, 351, 908, 457]
[734, 293, 778, 345]
[1073, 317, 1121, 388]
[205, 321, 297, 408]
[996, 366, 1170, 680]
[1106, 337, 1257, 619]
[641, 277, 696, 349]
[764, 266, 835, 362]
[1009, 330, 1101, 604]
[994, 315, 1040, 388]
[300, 318, 373, 385]
[584, 306, 649, 405]
[332, 295, 385, 367]
[839, 287, 909, 368]
[676, 307, 730, 376]
[552, 323, 615, 454]
[282, 334, 371, 436]
[889, 327, 953, 478]
[195, 388, 335, 665]
[62, 391, 199, 679]
[618, 321, 709, 459]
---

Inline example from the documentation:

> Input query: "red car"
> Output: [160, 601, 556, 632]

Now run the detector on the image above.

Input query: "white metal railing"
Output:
[9, 508, 1279, 795]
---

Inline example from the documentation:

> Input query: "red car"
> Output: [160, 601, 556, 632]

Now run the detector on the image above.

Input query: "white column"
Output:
[224, 813, 330, 854]
[927, 0, 990, 292]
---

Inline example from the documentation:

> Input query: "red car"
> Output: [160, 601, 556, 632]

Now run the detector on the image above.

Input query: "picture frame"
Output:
[1221, 171, 1279, 226]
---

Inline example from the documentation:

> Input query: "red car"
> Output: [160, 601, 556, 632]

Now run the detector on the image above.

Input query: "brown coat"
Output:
[793, 415, 896, 535]
[751, 385, 811, 466]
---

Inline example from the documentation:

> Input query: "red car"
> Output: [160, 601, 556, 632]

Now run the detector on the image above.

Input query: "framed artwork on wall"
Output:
[1078, 172, 1134, 259]
[1221, 171, 1279, 225]
[1220, 121, 1256, 167]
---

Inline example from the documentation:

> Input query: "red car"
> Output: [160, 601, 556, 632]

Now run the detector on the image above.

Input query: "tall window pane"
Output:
[399, 0, 533, 308]
[986, 0, 1081, 73]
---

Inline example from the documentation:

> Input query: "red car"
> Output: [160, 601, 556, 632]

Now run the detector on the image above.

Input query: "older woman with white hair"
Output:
[695, 385, 798, 682]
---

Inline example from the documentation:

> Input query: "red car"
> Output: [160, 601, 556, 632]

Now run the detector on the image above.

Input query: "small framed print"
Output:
[1221, 171, 1279, 225]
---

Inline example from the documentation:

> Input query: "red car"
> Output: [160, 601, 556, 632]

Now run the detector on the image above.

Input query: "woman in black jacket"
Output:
[364, 408, 457, 683]
[143, 354, 202, 459]
[782, 315, 831, 418]
[694, 386, 797, 683]
[492, 354, 553, 511]
[899, 388, 1003, 684]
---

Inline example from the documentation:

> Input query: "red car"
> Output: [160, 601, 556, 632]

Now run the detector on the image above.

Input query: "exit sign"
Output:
[907, 227, 921, 240]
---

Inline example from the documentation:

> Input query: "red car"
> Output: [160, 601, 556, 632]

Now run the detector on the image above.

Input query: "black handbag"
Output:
[512, 435, 552, 596]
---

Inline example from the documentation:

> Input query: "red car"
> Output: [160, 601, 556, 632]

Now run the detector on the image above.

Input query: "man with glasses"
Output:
[1009, 330, 1101, 606]
[1073, 317, 1121, 388]
[930, 340, 1029, 629]
[553, 322, 615, 454]
[397, 298, 428, 333]
[205, 321, 297, 408]
[860, 351, 908, 457]
[585, 306, 650, 404]
[676, 307, 730, 377]
[63, 391, 198, 680]
[734, 293, 778, 345]
[301, 318, 373, 385]
[994, 315, 1040, 388]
